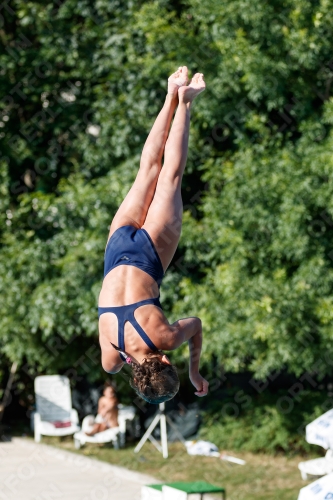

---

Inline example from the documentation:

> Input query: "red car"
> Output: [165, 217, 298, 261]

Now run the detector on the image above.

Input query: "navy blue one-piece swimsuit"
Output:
[98, 225, 165, 360]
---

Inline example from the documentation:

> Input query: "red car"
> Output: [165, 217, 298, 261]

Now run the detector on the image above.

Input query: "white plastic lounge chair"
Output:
[298, 408, 333, 480]
[298, 471, 333, 499]
[74, 414, 120, 449]
[306, 408, 333, 450]
[34, 375, 79, 442]
[73, 405, 136, 449]
[298, 449, 333, 480]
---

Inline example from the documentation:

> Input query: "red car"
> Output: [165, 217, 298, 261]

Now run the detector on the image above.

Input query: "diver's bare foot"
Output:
[178, 73, 205, 104]
[168, 66, 188, 96]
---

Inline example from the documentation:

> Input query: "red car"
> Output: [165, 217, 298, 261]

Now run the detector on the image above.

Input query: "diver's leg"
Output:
[107, 67, 188, 241]
[142, 74, 205, 270]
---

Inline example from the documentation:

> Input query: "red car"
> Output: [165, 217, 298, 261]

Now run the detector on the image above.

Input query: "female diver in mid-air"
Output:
[98, 66, 208, 403]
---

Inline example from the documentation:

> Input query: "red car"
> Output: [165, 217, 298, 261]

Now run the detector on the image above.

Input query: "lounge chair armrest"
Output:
[71, 409, 79, 425]
[34, 412, 41, 425]
[34, 412, 42, 442]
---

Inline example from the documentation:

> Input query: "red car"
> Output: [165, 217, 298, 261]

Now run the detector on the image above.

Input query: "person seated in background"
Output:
[85, 382, 119, 435]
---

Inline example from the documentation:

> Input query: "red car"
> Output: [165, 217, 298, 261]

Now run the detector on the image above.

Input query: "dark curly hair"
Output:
[130, 353, 180, 404]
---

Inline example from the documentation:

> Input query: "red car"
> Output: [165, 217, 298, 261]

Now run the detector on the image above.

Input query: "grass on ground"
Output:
[40, 435, 315, 500]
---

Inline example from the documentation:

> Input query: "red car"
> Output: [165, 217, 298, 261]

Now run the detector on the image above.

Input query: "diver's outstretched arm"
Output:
[169, 316, 209, 397]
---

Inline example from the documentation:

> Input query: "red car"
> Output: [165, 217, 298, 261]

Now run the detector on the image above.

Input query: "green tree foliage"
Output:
[200, 389, 329, 454]
[1, 0, 333, 390]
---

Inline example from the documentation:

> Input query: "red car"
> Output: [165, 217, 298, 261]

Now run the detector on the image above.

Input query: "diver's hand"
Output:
[190, 371, 209, 397]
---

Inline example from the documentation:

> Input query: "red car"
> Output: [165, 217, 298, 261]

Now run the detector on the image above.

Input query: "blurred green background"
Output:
[2, 0, 333, 455]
